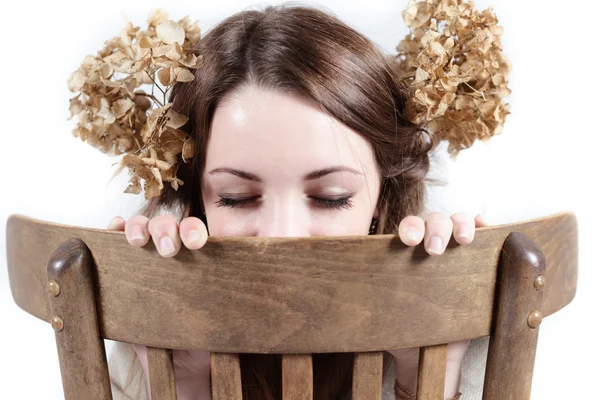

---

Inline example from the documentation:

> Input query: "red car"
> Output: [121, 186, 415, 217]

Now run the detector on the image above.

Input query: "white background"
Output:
[1, 0, 598, 398]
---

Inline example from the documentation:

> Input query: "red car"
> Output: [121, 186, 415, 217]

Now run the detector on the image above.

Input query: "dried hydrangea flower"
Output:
[67, 8, 202, 199]
[392, 0, 512, 158]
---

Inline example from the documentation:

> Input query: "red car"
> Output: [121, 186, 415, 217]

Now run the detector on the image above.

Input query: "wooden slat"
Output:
[147, 347, 177, 400]
[282, 354, 313, 400]
[352, 352, 383, 400]
[6, 212, 578, 352]
[482, 232, 546, 400]
[46, 238, 112, 400]
[211, 353, 242, 400]
[416, 344, 447, 399]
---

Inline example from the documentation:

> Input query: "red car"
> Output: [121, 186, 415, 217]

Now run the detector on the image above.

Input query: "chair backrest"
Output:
[6, 211, 578, 400]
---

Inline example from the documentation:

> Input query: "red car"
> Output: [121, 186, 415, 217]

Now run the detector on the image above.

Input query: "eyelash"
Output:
[214, 195, 354, 210]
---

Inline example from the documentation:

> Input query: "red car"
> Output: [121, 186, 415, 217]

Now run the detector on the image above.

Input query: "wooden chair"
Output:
[6, 211, 578, 400]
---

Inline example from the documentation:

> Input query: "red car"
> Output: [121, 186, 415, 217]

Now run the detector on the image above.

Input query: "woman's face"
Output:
[201, 85, 381, 237]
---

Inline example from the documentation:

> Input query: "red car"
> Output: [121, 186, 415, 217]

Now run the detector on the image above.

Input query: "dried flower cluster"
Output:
[67, 9, 203, 199]
[393, 0, 511, 158]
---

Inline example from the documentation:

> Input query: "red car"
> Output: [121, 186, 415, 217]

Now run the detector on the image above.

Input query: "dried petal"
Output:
[138, 35, 159, 48]
[182, 137, 194, 162]
[141, 157, 171, 170]
[148, 8, 168, 27]
[165, 42, 182, 61]
[414, 67, 429, 84]
[174, 67, 194, 82]
[179, 53, 199, 68]
[125, 176, 142, 194]
[157, 21, 185, 45]
[157, 67, 172, 86]
[67, 70, 86, 92]
[112, 98, 135, 118]
[166, 110, 188, 129]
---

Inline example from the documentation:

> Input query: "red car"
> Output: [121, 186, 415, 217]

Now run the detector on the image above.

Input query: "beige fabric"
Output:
[109, 342, 147, 400]
[108, 337, 488, 399]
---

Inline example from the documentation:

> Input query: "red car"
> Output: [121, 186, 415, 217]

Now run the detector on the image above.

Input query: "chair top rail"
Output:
[6, 212, 578, 353]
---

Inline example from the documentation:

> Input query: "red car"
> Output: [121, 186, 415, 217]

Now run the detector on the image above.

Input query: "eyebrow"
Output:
[208, 166, 363, 182]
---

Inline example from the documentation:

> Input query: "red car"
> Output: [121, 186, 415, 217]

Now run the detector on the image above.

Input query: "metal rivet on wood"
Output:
[527, 310, 542, 329]
[47, 279, 60, 296]
[533, 275, 545, 291]
[51, 316, 64, 332]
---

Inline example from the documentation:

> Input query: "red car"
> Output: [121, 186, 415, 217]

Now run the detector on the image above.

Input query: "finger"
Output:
[107, 216, 126, 231]
[423, 212, 453, 256]
[148, 214, 181, 258]
[450, 213, 475, 245]
[475, 213, 489, 228]
[180, 217, 209, 250]
[125, 215, 150, 247]
[398, 216, 425, 246]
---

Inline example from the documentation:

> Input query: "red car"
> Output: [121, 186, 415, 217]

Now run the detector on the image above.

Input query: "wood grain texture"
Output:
[282, 354, 313, 400]
[46, 238, 112, 400]
[7, 212, 578, 352]
[352, 352, 383, 400]
[416, 344, 447, 400]
[147, 347, 177, 400]
[211, 353, 242, 400]
[482, 232, 546, 400]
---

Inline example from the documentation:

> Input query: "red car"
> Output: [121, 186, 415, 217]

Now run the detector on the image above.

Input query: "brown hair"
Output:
[134, 4, 438, 399]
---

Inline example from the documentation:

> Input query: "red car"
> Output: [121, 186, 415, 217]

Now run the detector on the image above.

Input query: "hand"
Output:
[389, 213, 489, 398]
[108, 213, 208, 258]
[397, 212, 488, 256]
[107, 216, 211, 400]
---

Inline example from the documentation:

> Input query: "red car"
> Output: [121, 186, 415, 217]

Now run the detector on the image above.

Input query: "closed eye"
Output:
[214, 195, 354, 210]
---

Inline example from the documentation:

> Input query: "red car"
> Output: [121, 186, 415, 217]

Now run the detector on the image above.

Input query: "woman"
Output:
[106, 4, 487, 399]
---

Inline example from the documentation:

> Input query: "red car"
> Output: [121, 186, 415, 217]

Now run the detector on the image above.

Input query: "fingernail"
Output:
[159, 236, 174, 254]
[131, 225, 144, 241]
[186, 229, 200, 243]
[427, 235, 443, 255]
[457, 224, 471, 240]
[406, 227, 420, 242]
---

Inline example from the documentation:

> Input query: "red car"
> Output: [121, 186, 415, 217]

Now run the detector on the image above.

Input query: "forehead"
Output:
[205, 85, 378, 180]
